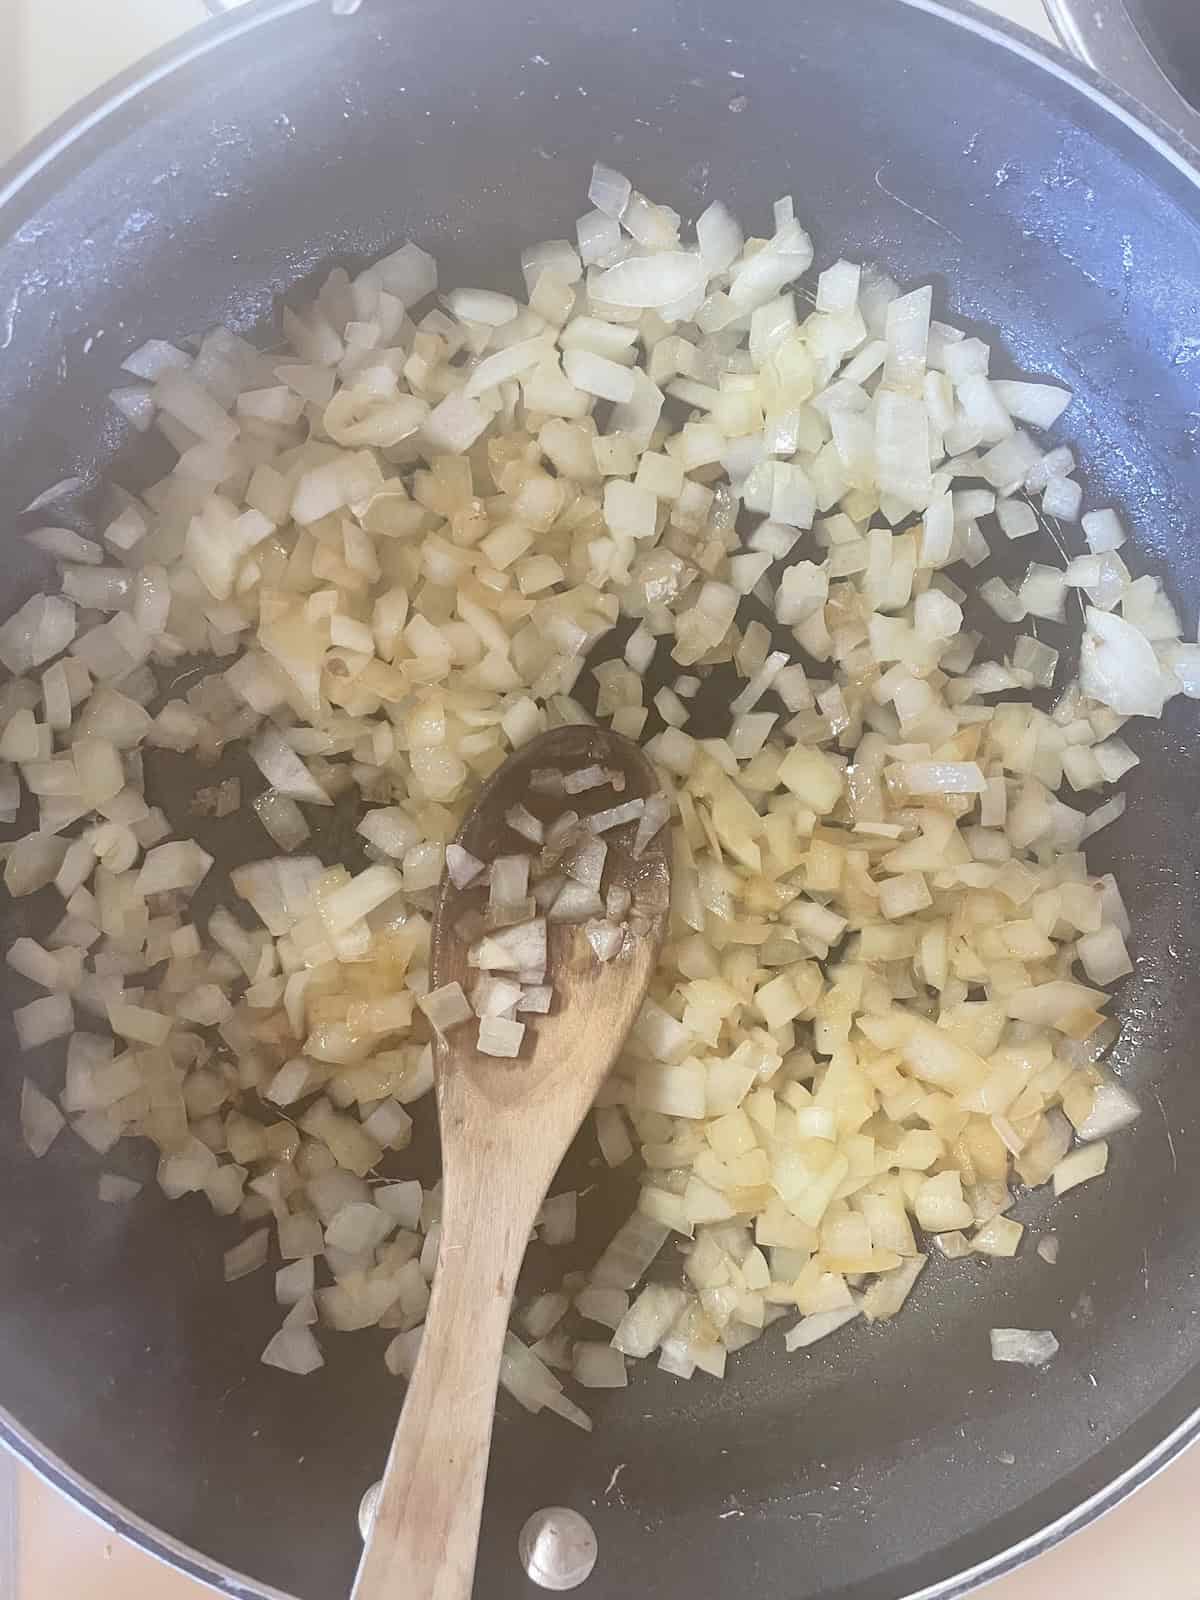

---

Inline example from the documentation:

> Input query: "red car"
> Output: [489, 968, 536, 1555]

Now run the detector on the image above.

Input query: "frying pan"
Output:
[1, 2, 1199, 1598]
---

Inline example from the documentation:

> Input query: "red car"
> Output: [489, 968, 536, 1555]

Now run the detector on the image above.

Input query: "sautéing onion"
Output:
[0, 161, 1167, 1410]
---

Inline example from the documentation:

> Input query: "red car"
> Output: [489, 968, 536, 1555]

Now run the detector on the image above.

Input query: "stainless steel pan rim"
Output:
[5, 0, 1199, 216]
[7, 1386, 1200, 1600]
[1044, 0, 1200, 154]
[0, 2, 1198, 1597]
[0, 1405, 289, 1600]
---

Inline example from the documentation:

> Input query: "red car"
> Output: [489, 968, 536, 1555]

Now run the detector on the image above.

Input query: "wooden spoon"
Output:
[352, 725, 671, 1600]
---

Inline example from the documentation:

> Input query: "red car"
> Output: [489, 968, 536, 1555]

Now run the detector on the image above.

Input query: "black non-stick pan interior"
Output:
[0, 3, 1199, 1598]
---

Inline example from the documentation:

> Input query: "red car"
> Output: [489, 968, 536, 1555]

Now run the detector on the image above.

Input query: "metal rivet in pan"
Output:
[358, 1480, 381, 1542]
[518, 1507, 598, 1590]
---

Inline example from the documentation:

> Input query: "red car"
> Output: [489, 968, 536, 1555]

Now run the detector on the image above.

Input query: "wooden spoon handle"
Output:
[351, 1168, 534, 1600]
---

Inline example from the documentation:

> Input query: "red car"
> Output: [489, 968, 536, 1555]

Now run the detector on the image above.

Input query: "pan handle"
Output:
[1043, 0, 1200, 155]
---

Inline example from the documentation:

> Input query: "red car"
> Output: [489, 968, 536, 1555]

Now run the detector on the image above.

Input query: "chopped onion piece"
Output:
[14, 994, 73, 1050]
[573, 1342, 628, 1388]
[490, 854, 531, 909]
[446, 843, 485, 888]
[861, 1256, 927, 1321]
[521, 1291, 570, 1342]
[261, 1325, 324, 1375]
[784, 1306, 860, 1351]
[358, 807, 423, 860]
[992, 380, 1072, 428]
[972, 1216, 1024, 1257]
[591, 1210, 670, 1290]
[588, 162, 632, 219]
[122, 338, 190, 380]
[576, 1286, 630, 1330]
[564, 351, 636, 404]
[384, 1325, 424, 1379]
[470, 919, 547, 971]
[472, 975, 523, 1017]
[1082, 508, 1126, 554]
[515, 982, 551, 1018]
[1052, 1140, 1109, 1195]
[505, 804, 544, 845]
[586, 920, 624, 962]
[477, 1016, 525, 1058]
[134, 841, 213, 897]
[326, 1202, 393, 1254]
[21, 1079, 64, 1156]
[1082, 794, 1127, 839]
[98, 1173, 141, 1204]
[1080, 607, 1169, 718]
[224, 1229, 269, 1282]
[898, 762, 986, 795]
[250, 729, 333, 806]
[1077, 1083, 1140, 1141]
[588, 799, 645, 833]
[253, 791, 310, 852]
[548, 881, 604, 924]
[27, 526, 103, 565]
[563, 765, 615, 795]
[561, 834, 606, 890]
[276, 1257, 315, 1307]
[591, 253, 707, 310]
[1076, 926, 1133, 986]
[499, 1332, 563, 1415]
[613, 1284, 687, 1358]
[265, 1058, 317, 1106]
[540, 1191, 577, 1246]
[990, 1327, 1058, 1367]
[418, 982, 473, 1033]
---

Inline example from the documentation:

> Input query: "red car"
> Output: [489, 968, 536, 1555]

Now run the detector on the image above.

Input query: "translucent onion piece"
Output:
[990, 1327, 1059, 1366]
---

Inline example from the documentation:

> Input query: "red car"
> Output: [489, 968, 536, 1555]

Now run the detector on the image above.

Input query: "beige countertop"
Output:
[2, 1, 1197, 1597]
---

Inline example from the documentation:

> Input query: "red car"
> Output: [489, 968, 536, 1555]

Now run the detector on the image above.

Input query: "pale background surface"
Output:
[2, 0, 1198, 1595]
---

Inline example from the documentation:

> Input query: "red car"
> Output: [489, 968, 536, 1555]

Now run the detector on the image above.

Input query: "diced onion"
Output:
[14, 994, 73, 1050]
[1080, 607, 1170, 717]
[224, 1229, 269, 1282]
[1077, 1082, 1140, 1141]
[478, 1016, 525, 1058]
[588, 163, 632, 220]
[417, 982, 473, 1033]
[98, 1173, 141, 1203]
[573, 1342, 628, 1388]
[612, 1285, 687, 1358]
[990, 1328, 1059, 1367]
[784, 1306, 860, 1351]
[21, 1079, 65, 1156]
[0, 159, 1168, 1409]
[262, 1325, 325, 1375]
[540, 1191, 577, 1246]
[1053, 1140, 1109, 1195]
